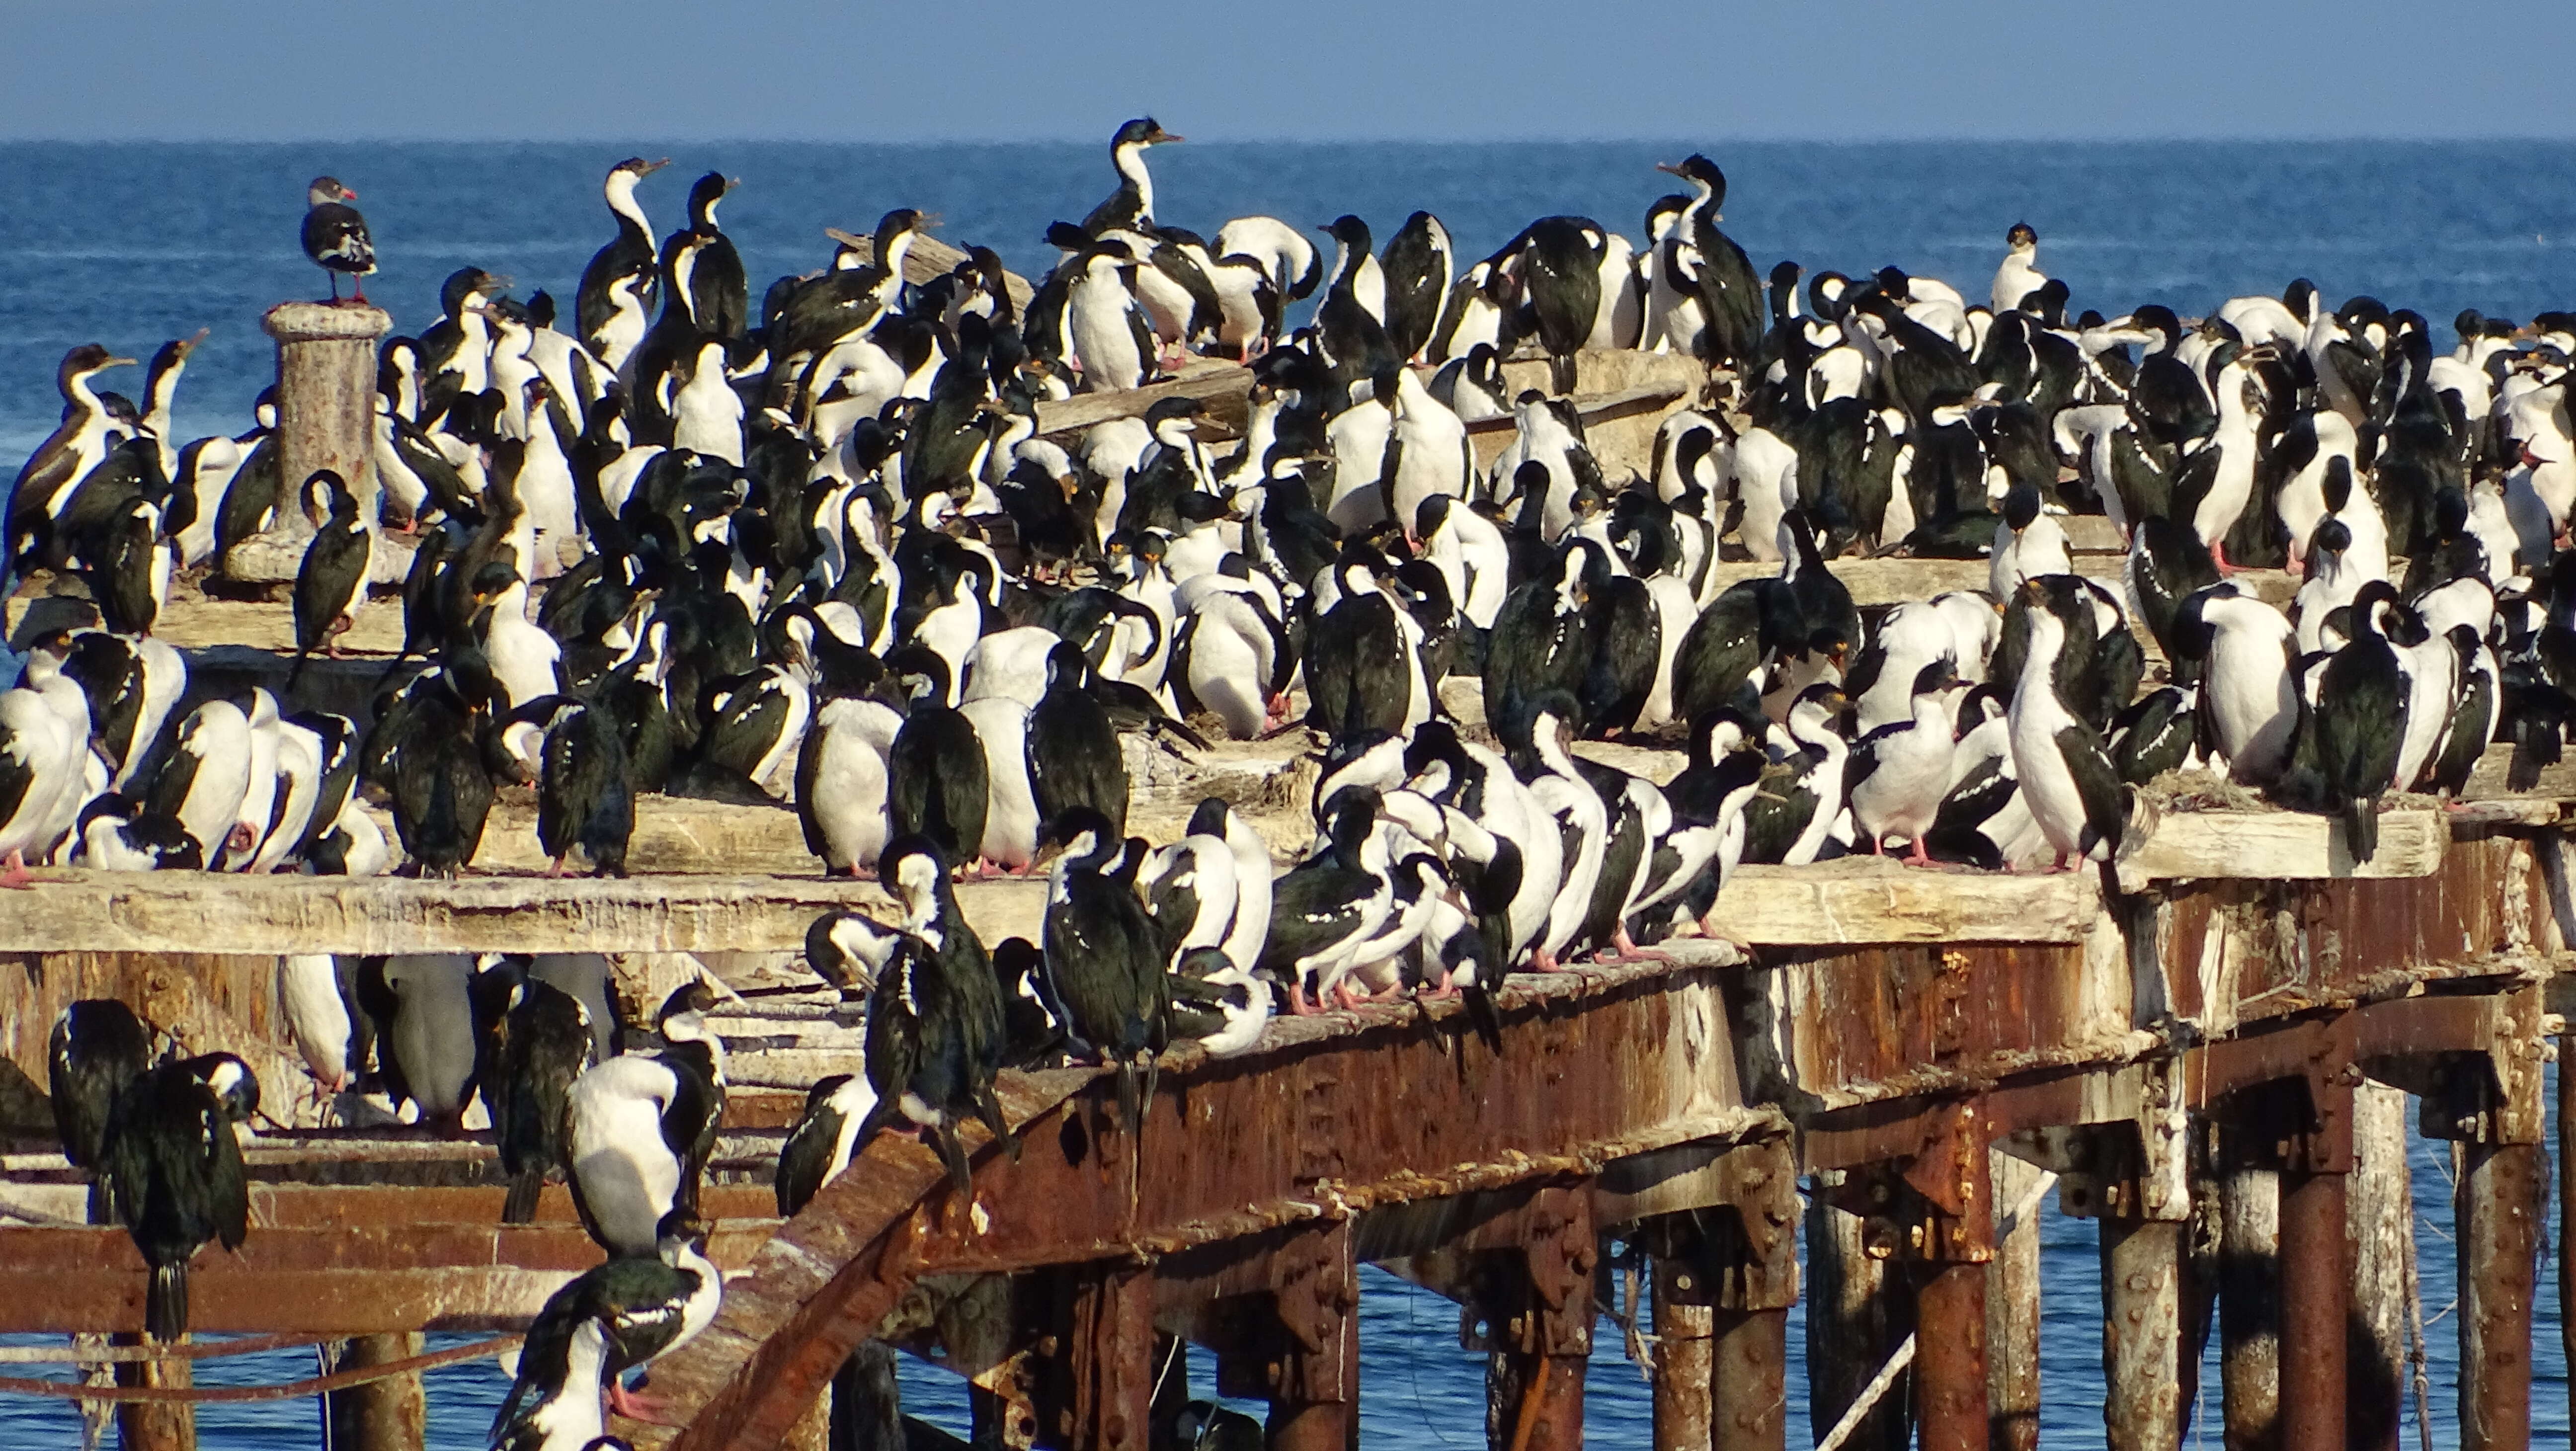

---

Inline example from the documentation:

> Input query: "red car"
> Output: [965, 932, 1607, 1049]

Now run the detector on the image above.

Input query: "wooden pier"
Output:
[1, 780, 2570, 1451]
[0, 332, 2564, 1451]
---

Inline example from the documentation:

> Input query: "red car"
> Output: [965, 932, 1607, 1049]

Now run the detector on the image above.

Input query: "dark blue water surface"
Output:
[1, 139, 2572, 1447]
[4, 140, 2575, 454]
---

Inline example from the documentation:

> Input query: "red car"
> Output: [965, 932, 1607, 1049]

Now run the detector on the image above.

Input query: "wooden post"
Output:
[324, 1332, 425, 1451]
[1805, 1194, 1911, 1451]
[2097, 1219, 2182, 1451]
[2278, 1168, 2347, 1451]
[2459, 1139, 2544, 1451]
[2218, 1165, 2280, 1451]
[2560, 1030, 2574, 1446]
[1985, 1151, 2042, 1451]
[1650, 1253, 1713, 1451]
[828, 1342, 906, 1451]
[237, 302, 387, 581]
[2347, 1082, 2411, 1451]
[113, 1332, 191, 1451]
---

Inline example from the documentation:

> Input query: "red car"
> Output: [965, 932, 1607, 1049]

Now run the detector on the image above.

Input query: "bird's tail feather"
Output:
[932, 1127, 973, 1204]
[973, 1084, 1018, 1163]
[501, 1168, 544, 1225]
[2345, 798, 2379, 864]
[147, 1263, 187, 1343]
[1464, 984, 1504, 1055]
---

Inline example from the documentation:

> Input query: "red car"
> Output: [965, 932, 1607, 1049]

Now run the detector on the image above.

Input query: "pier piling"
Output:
[2278, 1164, 2349, 1451]
[2216, 1159, 2280, 1451]
[1984, 1153, 2042, 1451]
[239, 302, 387, 581]
[2458, 1141, 2544, 1451]
[1648, 1240, 1713, 1451]
[2349, 1083, 2413, 1451]
[2097, 1218, 2182, 1451]
[323, 1332, 426, 1451]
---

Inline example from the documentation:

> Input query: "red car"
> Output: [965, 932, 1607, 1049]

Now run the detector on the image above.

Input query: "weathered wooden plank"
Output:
[0, 869, 1055, 957]
[822, 229, 1035, 313]
[1033, 359, 1255, 437]
[0, 871, 881, 955]
[1711, 856, 2099, 945]
[2114, 809, 2450, 892]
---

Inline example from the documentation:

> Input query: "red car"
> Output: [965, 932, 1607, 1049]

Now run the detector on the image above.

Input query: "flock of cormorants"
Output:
[14, 118, 2576, 1448]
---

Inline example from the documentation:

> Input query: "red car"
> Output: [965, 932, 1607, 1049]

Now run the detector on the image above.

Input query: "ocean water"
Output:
[0, 139, 2571, 1447]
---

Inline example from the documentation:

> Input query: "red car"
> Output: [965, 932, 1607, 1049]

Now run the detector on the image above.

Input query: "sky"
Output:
[4, 0, 2573, 143]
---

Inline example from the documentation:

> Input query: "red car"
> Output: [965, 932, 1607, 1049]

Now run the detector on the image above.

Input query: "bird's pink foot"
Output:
[0, 850, 33, 890]
[1610, 930, 1677, 964]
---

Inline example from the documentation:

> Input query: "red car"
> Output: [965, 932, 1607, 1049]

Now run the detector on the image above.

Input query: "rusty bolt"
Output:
[1869, 1181, 1893, 1207]
[1037, 1335, 1060, 1357]
[1674, 1273, 1694, 1291]
[2338, 1064, 2363, 1087]
[1866, 1240, 1893, 1261]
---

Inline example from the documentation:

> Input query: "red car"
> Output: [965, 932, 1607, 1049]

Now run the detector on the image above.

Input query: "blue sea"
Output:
[2, 139, 2573, 1447]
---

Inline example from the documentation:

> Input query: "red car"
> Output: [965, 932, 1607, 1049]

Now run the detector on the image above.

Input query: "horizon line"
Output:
[2, 132, 2574, 148]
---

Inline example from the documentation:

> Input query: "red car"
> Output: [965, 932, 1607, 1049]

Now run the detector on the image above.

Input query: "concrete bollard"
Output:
[229, 301, 388, 582]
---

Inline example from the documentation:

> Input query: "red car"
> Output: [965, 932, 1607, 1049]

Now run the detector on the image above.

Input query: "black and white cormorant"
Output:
[2007, 578, 2130, 871]
[48, 998, 154, 1217]
[774, 1072, 879, 1216]
[288, 469, 376, 689]
[1036, 807, 1169, 1129]
[1028, 643, 1130, 836]
[576, 158, 672, 365]
[1257, 787, 1395, 1014]
[488, 1214, 722, 1446]
[301, 177, 375, 305]
[1082, 117, 1184, 235]
[565, 982, 726, 1256]
[99, 1052, 259, 1340]
[501, 694, 635, 878]
[886, 657, 990, 870]
[356, 952, 482, 1134]
[1847, 660, 1967, 864]
[845, 838, 1016, 1200]
[482, 962, 597, 1224]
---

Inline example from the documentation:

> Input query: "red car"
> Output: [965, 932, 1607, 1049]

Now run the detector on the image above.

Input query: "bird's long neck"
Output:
[65, 368, 108, 423]
[606, 172, 651, 241]
[1113, 142, 1153, 223]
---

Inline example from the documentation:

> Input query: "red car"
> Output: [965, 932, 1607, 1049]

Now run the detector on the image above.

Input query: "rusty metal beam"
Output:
[1649, 1250, 1712, 1451]
[2277, 1168, 2347, 1451]
[0, 1220, 772, 1333]
[650, 966, 1733, 1451]
[1709, 1308, 1786, 1451]
[2460, 1140, 2544, 1451]
[1914, 1262, 1988, 1451]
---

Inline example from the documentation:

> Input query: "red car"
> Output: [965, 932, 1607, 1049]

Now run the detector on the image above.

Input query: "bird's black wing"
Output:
[2056, 723, 2129, 858]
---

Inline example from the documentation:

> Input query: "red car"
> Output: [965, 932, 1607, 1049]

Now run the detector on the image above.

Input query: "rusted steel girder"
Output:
[2275, 1066, 2355, 1451]
[1818, 1101, 1993, 1451]
[1039, 1264, 1157, 1451]
[1645, 1137, 1798, 1451]
[1648, 1251, 1713, 1451]
[653, 964, 1737, 1451]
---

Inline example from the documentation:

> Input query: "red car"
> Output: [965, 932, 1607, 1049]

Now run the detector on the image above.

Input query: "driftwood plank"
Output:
[1711, 856, 2099, 945]
[2115, 808, 2450, 891]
